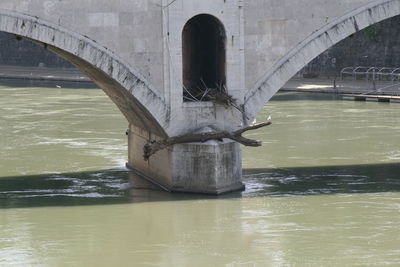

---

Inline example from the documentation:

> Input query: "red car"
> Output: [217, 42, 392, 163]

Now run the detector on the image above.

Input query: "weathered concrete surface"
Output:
[127, 124, 243, 194]
[2, 0, 400, 193]
[171, 140, 243, 194]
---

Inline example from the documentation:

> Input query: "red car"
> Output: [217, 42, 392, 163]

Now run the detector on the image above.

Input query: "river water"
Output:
[1, 81, 400, 266]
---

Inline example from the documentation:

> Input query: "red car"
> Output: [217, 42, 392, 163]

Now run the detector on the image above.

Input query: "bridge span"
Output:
[1, 0, 399, 193]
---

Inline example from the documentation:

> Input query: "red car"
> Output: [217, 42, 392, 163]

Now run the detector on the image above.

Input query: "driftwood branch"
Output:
[144, 121, 272, 160]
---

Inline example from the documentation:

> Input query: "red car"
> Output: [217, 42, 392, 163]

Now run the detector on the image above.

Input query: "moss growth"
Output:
[364, 24, 382, 43]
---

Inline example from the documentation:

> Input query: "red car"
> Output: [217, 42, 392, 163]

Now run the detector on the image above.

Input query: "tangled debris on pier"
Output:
[143, 121, 272, 160]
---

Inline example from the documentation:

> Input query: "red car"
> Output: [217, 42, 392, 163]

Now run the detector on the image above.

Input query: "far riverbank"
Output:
[1, 65, 397, 97]
[0, 65, 92, 83]
[282, 77, 400, 95]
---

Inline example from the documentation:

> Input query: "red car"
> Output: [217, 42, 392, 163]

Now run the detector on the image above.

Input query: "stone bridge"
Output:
[2, 0, 399, 193]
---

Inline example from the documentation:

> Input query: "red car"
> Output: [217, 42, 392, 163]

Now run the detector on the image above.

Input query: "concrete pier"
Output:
[126, 124, 244, 194]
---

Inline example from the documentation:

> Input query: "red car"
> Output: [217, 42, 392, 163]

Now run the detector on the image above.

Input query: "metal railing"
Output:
[360, 82, 400, 96]
[340, 66, 400, 93]
[391, 68, 400, 82]
[340, 66, 400, 82]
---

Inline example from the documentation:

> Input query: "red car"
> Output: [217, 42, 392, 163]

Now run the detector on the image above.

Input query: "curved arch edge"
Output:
[244, 0, 400, 120]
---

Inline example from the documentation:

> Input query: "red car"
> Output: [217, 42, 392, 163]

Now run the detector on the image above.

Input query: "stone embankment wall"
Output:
[303, 15, 400, 77]
[0, 32, 74, 68]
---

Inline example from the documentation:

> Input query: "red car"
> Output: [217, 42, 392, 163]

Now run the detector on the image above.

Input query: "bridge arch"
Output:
[244, 0, 400, 121]
[0, 9, 168, 137]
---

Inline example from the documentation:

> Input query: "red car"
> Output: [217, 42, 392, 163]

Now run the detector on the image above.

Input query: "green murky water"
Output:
[1, 81, 400, 266]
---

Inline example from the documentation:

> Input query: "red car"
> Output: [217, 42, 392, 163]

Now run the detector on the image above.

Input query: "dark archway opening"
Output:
[182, 14, 226, 102]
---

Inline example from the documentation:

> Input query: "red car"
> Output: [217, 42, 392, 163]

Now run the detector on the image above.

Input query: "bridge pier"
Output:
[126, 124, 244, 194]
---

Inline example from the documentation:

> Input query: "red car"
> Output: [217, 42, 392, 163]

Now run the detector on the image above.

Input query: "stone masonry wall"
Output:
[302, 15, 400, 77]
[0, 31, 74, 68]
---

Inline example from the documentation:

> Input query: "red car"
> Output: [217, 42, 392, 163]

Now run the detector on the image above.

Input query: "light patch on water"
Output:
[365, 125, 393, 129]
[298, 119, 318, 123]
[244, 180, 276, 194]
[30, 109, 78, 116]
[337, 137, 367, 141]
[37, 139, 89, 147]
[384, 151, 400, 161]
[297, 84, 332, 89]
[329, 157, 354, 160]
[0, 248, 44, 267]
[105, 182, 131, 190]
[342, 109, 371, 113]
[311, 174, 369, 178]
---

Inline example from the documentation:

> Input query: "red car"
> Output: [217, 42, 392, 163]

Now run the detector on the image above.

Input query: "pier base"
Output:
[127, 125, 244, 194]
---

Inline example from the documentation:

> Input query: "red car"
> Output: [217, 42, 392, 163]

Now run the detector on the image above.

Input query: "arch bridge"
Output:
[1, 0, 398, 194]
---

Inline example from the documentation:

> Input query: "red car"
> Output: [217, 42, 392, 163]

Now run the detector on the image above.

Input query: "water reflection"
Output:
[244, 162, 400, 197]
[0, 170, 233, 209]
[1, 162, 400, 209]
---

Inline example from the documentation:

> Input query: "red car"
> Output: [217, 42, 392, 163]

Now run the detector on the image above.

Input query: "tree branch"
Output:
[143, 121, 271, 160]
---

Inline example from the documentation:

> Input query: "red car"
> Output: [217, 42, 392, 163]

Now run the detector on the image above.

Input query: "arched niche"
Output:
[182, 14, 227, 101]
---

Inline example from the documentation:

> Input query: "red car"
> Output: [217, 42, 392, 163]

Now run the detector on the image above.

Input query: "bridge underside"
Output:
[45, 44, 166, 136]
